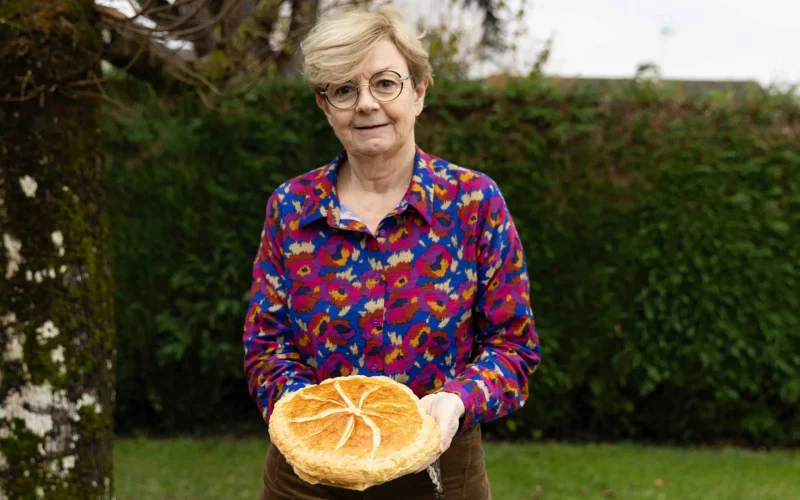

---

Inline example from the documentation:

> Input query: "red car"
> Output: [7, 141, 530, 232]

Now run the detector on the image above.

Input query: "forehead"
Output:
[352, 39, 409, 81]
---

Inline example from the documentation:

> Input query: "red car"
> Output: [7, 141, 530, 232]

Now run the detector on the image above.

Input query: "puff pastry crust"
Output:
[268, 375, 440, 491]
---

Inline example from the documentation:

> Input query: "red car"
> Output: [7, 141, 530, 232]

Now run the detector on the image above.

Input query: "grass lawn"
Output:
[114, 437, 799, 499]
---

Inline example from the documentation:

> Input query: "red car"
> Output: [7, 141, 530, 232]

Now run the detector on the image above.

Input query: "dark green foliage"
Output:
[103, 81, 339, 434]
[103, 78, 800, 445]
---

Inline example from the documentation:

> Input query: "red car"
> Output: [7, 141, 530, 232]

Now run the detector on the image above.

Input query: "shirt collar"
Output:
[299, 145, 435, 228]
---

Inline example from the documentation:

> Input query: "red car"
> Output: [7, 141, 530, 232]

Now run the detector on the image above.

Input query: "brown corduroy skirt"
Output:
[259, 425, 492, 500]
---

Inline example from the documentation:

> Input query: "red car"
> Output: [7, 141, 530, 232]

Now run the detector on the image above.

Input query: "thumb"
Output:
[419, 393, 437, 416]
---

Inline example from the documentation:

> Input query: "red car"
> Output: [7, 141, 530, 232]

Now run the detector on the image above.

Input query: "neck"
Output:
[339, 140, 416, 195]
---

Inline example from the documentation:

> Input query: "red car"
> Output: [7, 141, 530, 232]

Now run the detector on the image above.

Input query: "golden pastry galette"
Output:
[268, 375, 440, 490]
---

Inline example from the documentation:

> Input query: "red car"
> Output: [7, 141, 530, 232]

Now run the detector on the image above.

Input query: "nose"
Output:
[354, 85, 380, 113]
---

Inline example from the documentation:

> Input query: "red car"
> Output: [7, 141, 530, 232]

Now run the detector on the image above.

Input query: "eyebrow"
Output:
[351, 67, 399, 82]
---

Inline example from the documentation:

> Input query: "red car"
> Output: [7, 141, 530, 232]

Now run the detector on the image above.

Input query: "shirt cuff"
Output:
[278, 378, 316, 401]
[262, 377, 316, 424]
[439, 378, 484, 433]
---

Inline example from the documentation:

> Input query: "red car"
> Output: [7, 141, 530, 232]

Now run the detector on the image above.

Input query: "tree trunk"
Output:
[0, 1, 115, 498]
[278, 0, 320, 77]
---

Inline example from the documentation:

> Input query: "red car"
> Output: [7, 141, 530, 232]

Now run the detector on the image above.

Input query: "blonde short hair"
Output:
[301, 5, 433, 94]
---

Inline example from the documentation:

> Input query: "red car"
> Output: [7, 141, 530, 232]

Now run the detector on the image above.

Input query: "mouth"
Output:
[354, 124, 389, 131]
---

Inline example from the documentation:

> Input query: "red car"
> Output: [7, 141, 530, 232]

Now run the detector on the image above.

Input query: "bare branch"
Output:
[134, 0, 201, 18]
[101, 30, 175, 86]
[69, 90, 131, 112]
[125, 0, 156, 24]
[1, 71, 46, 103]
[96, 0, 251, 42]
[1, 85, 46, 103]
[222, 0, 257, 42]
[150, 0, 215, 34]
[73, 38, 151, 88]
[93, 0, 400, 100]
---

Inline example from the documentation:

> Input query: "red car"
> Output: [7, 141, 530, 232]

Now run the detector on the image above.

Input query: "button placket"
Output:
[380, 253, 391, 375]
[375, 218, 393, 251]
[366, 230, 387, 374]
[373, 281, 386, 373]
[376, 231, 386, 252]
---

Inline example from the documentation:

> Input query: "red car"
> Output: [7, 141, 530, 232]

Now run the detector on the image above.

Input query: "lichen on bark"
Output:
[1, 0, 115, 498]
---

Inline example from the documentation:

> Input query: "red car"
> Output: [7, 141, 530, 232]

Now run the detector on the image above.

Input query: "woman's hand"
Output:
[413, 391, 465, 473]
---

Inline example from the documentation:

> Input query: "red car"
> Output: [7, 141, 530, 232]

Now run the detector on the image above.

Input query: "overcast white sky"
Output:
[399, 0, 800, 88]
[100, 0, 800, 88]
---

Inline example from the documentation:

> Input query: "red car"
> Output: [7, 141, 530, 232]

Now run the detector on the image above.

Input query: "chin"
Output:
[353, 139, 397, 157]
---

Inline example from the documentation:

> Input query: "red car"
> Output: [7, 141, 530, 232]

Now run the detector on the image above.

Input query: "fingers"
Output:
[420, 392, 465, 457]
[440, 417, 458, 452]
[412, 393, 463, 475]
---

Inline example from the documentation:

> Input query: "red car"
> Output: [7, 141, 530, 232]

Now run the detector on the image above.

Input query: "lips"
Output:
[355, 124, 388, 130]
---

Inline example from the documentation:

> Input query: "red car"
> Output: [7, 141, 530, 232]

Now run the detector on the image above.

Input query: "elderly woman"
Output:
[243, 6, 540, 500]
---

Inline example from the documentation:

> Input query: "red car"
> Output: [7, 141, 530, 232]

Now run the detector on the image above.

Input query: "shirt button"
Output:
[372, 319, 380, 327]
[370, 363, 378, 371]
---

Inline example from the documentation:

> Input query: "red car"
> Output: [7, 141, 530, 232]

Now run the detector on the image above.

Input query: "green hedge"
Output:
[103, 78, 800, 445]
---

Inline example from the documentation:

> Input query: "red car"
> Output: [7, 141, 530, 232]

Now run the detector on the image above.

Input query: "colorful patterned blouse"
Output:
[243, 146, 541, 432]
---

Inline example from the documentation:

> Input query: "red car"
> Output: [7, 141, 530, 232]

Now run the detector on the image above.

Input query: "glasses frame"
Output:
[319, 70, 413, 110]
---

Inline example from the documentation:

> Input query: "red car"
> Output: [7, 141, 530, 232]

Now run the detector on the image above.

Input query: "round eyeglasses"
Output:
[319, 71, 413, 109]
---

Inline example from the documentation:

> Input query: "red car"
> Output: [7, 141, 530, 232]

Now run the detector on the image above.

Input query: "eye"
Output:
[376, 79, 397, 89]
[333, 85, 356, 97]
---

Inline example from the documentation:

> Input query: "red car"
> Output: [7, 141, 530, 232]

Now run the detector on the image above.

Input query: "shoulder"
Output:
[265, 165, 331, 216]
[425, 153, 505, 202]
[272, 165, 330, 200]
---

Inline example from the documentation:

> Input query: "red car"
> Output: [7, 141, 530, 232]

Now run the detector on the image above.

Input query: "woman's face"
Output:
[316, 39, 428, 159]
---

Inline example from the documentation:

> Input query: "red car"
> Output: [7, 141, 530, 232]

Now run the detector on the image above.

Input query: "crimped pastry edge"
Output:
[268, 375, 441, 491]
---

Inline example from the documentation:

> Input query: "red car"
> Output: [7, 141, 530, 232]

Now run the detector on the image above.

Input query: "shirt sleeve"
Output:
[243, 191, 316, 425]
[440, 179, 541, 431]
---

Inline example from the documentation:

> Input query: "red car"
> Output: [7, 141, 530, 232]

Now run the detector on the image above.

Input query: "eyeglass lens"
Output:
[326, 71, 405, 108]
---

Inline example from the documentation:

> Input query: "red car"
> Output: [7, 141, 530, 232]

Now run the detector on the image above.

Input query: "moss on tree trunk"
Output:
[0, 1, 115, 498]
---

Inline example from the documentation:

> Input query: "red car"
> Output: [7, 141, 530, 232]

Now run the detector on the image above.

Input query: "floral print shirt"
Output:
[243, 146, 541, 432]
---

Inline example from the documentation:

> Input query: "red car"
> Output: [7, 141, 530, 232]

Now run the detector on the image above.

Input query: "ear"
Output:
[316, 94, 329, 115]
[413, 77, 429, 116]
[316, 94, 335, 126]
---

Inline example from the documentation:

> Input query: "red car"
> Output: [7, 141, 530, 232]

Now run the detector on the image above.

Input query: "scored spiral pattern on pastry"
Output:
[268, 375, 441, 490]
[291, 379, 405, 458]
